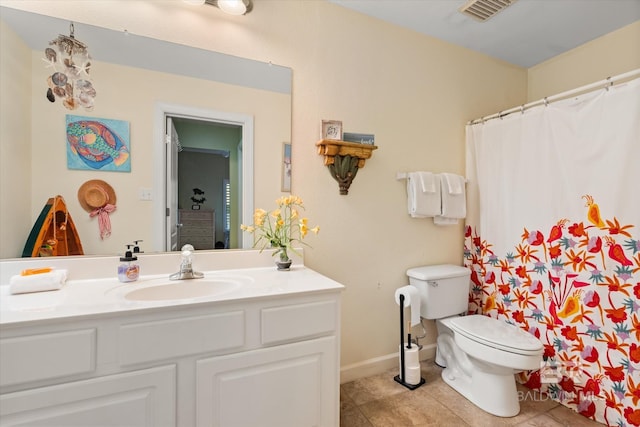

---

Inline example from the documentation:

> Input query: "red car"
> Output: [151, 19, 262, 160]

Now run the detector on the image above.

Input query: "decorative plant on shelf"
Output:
[190, 188, 206, 209]
[241, 195, 319, 266]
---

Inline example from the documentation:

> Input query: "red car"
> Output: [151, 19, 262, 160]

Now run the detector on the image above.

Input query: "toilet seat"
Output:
[447, 315, 542, 356]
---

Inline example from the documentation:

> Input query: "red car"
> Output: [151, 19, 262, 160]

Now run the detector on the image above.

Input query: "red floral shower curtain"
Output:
[464, 77, 640, 426]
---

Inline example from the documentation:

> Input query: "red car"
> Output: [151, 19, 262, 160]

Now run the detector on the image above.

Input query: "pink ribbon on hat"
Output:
[90, 204, 116, 240]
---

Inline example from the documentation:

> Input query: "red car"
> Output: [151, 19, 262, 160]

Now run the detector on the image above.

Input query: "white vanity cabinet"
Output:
[0, 365, 176, 426]
[0, 289, 341, 427]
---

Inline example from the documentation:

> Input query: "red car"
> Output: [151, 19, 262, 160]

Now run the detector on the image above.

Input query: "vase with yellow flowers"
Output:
[241, 195, 319, 270]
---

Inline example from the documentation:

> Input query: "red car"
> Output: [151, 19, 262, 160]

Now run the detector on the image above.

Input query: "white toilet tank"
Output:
[406, 264, 471, 319]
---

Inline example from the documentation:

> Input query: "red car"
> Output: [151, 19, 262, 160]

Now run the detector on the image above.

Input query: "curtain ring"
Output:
[520, 105, 525, 114]
[605, 76, 612, 91]
[544, 97, 549, 107]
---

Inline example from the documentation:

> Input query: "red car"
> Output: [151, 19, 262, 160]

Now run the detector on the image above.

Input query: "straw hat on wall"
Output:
[77, 179, 117, 212]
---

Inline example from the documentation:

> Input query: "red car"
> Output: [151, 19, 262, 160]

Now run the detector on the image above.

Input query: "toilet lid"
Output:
[448, 315, 543, 354]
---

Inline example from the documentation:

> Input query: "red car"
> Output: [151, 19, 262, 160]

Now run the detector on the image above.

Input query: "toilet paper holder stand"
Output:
[394, 293, 425, 390]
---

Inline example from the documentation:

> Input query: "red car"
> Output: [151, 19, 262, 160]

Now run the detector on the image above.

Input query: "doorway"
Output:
[174, 120, 236, 250]
[152, 103, 254, 252]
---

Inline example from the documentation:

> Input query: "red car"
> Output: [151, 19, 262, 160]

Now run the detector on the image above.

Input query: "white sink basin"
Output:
[124, 279, 241, 301]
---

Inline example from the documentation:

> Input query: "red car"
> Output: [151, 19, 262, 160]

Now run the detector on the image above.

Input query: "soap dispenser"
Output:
[118, 244, 140, 283]
[133, 240, 144, 254]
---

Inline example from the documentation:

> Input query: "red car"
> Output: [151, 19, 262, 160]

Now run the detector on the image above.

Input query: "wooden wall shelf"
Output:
[316, 139, 378, 195]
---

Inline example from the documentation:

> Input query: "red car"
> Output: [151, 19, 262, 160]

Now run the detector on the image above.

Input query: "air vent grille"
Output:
[459, 0, 516, 22]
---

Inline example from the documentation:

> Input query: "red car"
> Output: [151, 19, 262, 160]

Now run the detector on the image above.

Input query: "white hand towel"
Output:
[439, 173, 466, 219]
[407, 172, 441, 218]
[434, 216, 459, 226]
[9, 269, 68, 294]
[443, 172, 464, 195]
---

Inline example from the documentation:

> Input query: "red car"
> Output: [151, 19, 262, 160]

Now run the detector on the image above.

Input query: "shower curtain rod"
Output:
[468, 68, 640, 125]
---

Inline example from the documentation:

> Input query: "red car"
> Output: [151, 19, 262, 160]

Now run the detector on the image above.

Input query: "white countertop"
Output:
[0, 253, 344, 327]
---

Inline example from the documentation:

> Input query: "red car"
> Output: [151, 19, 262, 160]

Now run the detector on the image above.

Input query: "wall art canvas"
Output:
[66, 115, 131, 172]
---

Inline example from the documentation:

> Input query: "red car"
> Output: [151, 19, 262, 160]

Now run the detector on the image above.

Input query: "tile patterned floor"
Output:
[340, 361, 603, 427]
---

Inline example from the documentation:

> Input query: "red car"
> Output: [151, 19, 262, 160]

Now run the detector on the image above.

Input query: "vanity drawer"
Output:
[179, 210, 213, 221]
[0, 329, 96, 388]
[261, 300, 338, 345]
[118, 311, 245, 365]
[180, 225, 212, 235]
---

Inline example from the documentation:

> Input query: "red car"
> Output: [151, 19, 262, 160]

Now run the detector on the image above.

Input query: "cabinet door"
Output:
[0, 365, 175, 427]
[196, 336, 337, 427]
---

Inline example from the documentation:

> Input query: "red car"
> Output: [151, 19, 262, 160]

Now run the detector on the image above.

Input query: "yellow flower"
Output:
[311, 226, 320, 234]
[240, 224, 255, 233]
[254, 209, 267, 226]
[241, 195, 318, 259]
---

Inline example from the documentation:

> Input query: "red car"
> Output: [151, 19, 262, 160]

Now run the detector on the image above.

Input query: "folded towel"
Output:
[9, 269, 67, 295]
[441, 172, 465, 195]
[439, 173, 466, 219]
[407, 172, 441, 218]
[417, 172, 436, 193]
[434, 216, 459, 226]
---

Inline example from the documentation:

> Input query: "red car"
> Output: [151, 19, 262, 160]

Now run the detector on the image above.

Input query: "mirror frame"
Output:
[0, 5, 291, 259]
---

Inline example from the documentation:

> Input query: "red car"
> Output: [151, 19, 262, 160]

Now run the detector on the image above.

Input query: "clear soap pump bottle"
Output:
[118, 244, 140, 283]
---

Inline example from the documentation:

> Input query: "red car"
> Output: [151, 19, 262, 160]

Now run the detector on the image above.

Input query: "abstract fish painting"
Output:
[66, 115, 131, 172]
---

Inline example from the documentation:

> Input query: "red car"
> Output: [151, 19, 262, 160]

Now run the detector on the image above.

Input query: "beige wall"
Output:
[1, 0, 531, 375]
[0, 18, 32, 258]
[528, 21, 640, 101]
[28, 58, 289, 256]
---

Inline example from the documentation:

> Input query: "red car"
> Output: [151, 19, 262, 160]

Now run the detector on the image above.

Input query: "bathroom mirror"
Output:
[0, 6, 292, 258]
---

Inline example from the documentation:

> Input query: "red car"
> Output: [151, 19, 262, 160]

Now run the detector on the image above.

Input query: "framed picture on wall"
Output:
[321, 120, 342, 140]
[66, 115, 131, 172]
[282, 142, 291, 192]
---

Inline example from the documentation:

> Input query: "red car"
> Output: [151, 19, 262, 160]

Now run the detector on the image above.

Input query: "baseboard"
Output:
[340, 343, 437, 384]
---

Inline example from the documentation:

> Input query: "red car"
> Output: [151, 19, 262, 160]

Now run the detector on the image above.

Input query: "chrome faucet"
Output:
[169, 244, 204, 280]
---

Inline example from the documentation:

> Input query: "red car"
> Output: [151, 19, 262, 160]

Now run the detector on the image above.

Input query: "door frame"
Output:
[153, 102, 254, 252]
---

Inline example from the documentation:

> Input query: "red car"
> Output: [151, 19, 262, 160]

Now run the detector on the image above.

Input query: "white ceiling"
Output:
[328, 0, 640, 68]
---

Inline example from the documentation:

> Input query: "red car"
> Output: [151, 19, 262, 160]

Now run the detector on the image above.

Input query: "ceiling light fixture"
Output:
[184, 0, 253, 15]
[214, 0, 251, 15]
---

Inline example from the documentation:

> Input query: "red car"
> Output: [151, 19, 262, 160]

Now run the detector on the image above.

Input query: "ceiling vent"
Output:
[459, 0, 517, 22]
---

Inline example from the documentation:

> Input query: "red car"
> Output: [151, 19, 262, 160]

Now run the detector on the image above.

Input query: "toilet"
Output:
[407, 264, 543, 417]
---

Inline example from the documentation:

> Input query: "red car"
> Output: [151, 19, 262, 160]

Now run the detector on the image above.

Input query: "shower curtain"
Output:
[464, 77, 640, 426]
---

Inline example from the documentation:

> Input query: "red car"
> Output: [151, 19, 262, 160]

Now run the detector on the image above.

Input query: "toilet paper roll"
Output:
[394, 285, 420, 326]
[398, 344, 422, 386]
[399, 344, 420, 366]
[404, 365, 422, 385]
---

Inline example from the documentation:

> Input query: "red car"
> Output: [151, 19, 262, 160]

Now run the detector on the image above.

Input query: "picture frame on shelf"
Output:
[343, 132, 375, 145]
[322, 120, 342, 140]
